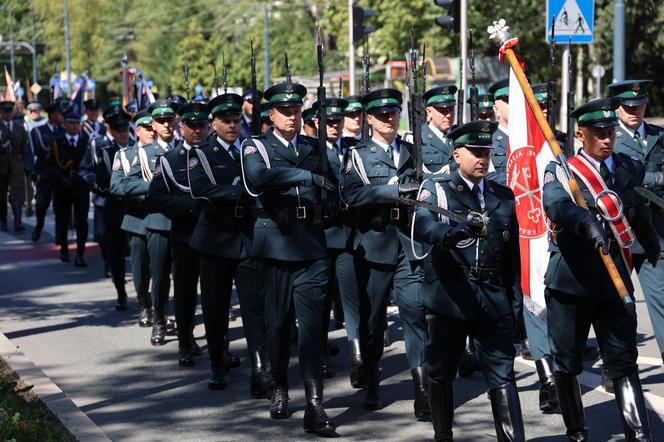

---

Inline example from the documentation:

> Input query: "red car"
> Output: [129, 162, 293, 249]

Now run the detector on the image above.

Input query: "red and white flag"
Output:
[506, 69, 555, 314]
[4, 67, 16, 102]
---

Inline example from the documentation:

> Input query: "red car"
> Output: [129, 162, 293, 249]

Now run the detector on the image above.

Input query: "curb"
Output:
[0, 331, 111, 442]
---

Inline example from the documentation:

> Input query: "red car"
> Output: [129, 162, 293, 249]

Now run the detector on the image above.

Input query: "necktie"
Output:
[472, 184, 483, 209]
[600, 161, 613, 187]
[634, 131, 646, 152]
[229, 144, 240, 162]
[288, 141, 298, 157]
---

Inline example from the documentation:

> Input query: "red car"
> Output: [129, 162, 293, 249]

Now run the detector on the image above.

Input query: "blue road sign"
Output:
[546, 0, 595, 44]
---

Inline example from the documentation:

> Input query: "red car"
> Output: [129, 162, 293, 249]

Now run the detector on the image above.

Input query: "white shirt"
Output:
[579, 149, 615, 174]
[157, 138, 174, 152]
[428, 123, 447, 142]
[273, 130, 298, 153]
[373, 138, 399, 167]
[459, 174, 485, 209]
[618, 120, 646, 143]
[66, 134, 79, 146]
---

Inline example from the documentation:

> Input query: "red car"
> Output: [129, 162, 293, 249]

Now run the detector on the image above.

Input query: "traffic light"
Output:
[434, 0, 460, 33]
[352, 3, 376, 43]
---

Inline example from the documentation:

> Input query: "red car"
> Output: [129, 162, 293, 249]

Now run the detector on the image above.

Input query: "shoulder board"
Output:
[430, 174, 452, 183]
[349, 143, 367, 150]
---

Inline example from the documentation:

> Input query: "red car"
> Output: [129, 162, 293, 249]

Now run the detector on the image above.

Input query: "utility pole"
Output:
[348, 0, 355, 94]
[460, 0, 468, 122]
[263, 5, 270, 90]
[8, 8, 16, 83]
[64, 0, 72, 90]
[31, 11, 37, 85]
[612, 0, 625, 82]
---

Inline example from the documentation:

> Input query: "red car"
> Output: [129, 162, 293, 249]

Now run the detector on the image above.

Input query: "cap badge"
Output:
[285, 84, 294, 93]
[633, 82, 641, 92]
[380, 90, 389, 98]
[603, 110, 611, 118]
[482, 123, 490, 132]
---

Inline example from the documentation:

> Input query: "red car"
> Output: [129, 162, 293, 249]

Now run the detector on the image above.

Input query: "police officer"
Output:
[488, 79, 509, 184]
[342, 96, 364, 140]
[341, 88, 430, 418]
[312, 97, 364, 387]
[148, 101, 207, 366]
[608, 79, 664, 364]
[30, 99, 65, 241]
[110, 110, 155, 326]
[51, 111, 90, 266]
[241, 81, 336, 436]
[414, 120, 525, 441]
[0, 100, 29, 232]
[421, 84, 457, 176]
[543, 97, 660, 441]
[121, 99, 175, 344]
[82, 99, 106, 139]
[187, 92, 272, 394]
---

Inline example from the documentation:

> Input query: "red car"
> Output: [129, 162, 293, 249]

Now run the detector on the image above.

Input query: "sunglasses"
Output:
[153, 117, 174, 124]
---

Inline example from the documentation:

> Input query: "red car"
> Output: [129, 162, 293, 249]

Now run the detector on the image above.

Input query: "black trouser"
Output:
[263, 257, 327, 385]
[0, 172, 8, 224]
[327, 248, 361, 341]
[103, 198, 126, 295]
[171, 240, 199, 345]
[146, 229, 171, 317]
[426, 313, 516, 389]
[200, 252, 266, 371]
[128, 233, 151, 309]
[53, 188, 89, 256]
[546, 288, 638, 379]
[34, 179, 54, 232]
[93, 205, 107, 264]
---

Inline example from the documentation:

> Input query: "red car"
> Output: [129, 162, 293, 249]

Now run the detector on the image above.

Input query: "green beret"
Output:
[264, 82, 307, 107]
[362, 88, 402, 114]
[312, 97, 349, 120]
[489, 78, 509, 101]
[570, 97, 620, 128]
[607, 79, 652, 107]
[179, 102, 209, 123]
[448, 120, 498, 149]
[208, 93, 243, 117]
[423, 84, 457, 107]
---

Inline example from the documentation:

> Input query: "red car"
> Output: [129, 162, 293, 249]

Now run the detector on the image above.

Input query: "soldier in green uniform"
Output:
[121, 99, 175, 344]
[341, 88, 430, 419]
[187, 92, 271, 395]
[543, 98, 660, 441]
[0, 100, 29, 232]
[414, 120, 525, 442]
[474, 94, 495, 122]
[488, 79, 509, 184]
[241, 81, 336, 436]
[110, 110, 155, 326]
[342, 96, 364, 141]
[608, 79, 664, 363]
[421, 84, 457, 176]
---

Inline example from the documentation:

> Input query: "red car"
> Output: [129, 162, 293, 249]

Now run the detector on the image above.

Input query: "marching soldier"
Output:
[30, 100, 65, 241]
[488, 78, 509, 184]
[342, 96, 364, 140]
[421, 84, 457, 175]
[82, 99, 106, 139]
[110, 110, 155, 326]
[121, 99, 175, 344]
[51, 111, 90, 265]
[187, 92, 272, 394]
[543, 98, 660, 441]
[608, 79, 664, 364]
[312, 97, 365, 387]
[341, 88, 430, 419]
[413, 120, 525, 441]
[241, 81, 336, 436]
[0, 100, 29, 232]
[147, 101, 208, 366]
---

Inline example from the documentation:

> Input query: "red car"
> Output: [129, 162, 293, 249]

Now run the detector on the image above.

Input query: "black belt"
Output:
[257, 206, 318, 224]
[461, 266, 503, 281]
[357, 206, 409, 228]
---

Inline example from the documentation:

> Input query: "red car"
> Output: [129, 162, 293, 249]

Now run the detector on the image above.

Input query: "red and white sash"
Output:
[566, 154, 634, 269]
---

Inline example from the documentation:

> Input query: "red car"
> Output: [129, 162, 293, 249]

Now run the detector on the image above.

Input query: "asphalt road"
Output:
[1, 211, 664, 441]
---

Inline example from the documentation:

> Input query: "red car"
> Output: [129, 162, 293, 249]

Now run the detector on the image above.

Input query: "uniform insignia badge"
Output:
[244, 146, 257, 156]
[370, 146, 376, 152]
[482, 123, 490, 132]
[633, 82, 641, 92]
[417, 188, 431, 201]
[213, 146, 219, 152]
[456, 185, 464, 192]
[285, 84, 294, 93]
[153, 164, 161, 176]
[497, 135, 503, 141]
[455, 238, 476, 249]
[112, 158, 121, 171]
[502, 230, 511, 242]
[380, 90, 389, 98]
[602, 99, 612, 109]
[180, 149, 185, 155]
[188, 158, 198, 170]
[544, 171, 555, 184]
[603, 110, 611, 117]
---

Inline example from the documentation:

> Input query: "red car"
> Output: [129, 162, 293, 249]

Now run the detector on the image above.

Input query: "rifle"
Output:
[317, 29, 329, 220]
[250, 39, 261, 136]
[547, 16, 557, 129]
[284, 52, 292, 83]
[468, 29, 479, 121]
[183, 64, 190, 100]
[421, 44, 427, 94]
[408, 38, 424, 183]
[456, 58, 465, 125]
[221, 51, 228, 94]
[566, 38, 574, 156]
[361, 39, 371, 143]
[211, 60, 219, 96]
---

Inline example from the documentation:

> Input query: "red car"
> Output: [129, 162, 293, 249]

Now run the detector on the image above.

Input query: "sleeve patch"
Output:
[112, 158, 121, 171]
[188, 157, 198, 170]
[417, 188, 431, 201]
[544, 171, 555, 184]
[244, 146, 257, 156]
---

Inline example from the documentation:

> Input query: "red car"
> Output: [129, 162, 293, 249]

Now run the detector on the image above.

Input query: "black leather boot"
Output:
[177, 332, 194, 367]
[613, 373, 652, 441]
[270, 384, 289, 419]
[150, 310, 166, 346]
[412, 367, 431, 419]
[303, 379, 336, 437]
[349, 339, 366, 388]
[554, 373, 587, 441]
[363, 360, 382, 410]
[428, 378, 454, 441]
[488, 383, 525, 442]
[11, 202, 24, 232]
[250, 350, 274, 399]
[535, 356, 558, 412]
[138, 308, 152, 328]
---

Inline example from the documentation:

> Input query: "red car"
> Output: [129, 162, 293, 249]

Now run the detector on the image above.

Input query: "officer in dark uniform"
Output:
[121, 99, 175, 344]
[342, 96, 364, 140]
[260, 109, 272, 134]
[543, 97, 660, 441]
[31, 100, 65, 241]
[82, 99, 106, 139]
[241, 81, 336, 436]
[421, 84, 457, 176]
[168, 95, 187, 143]
[240, 89, 262, 141]
[187, 92, 272, 394]
[80, 106, 131, 310]
[414, 120, 525, 442]
[474, 94, 496, 121]
[147, 101, 208, 366]
[341, 88, 430, 418]
[0, 100, 29, 232]
[608, 79, 664, 363]
[488, 79, 509, 184]
[51, 111, 90, 266]
[302, 107, 318, 138]
[312, 97, 364, 387]
[110, 110, 155, 326]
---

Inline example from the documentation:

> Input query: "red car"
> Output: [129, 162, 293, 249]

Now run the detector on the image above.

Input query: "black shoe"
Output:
[429, 378, 454, 442]
[303, 379, 336, 437]
[488, 383, 525, 442]
[191, 339, 202, 356]
[270, 386, 289, 419]
[164, 318, 176, 331]
[349, 339, 366, 388]
[458, 345, 478, 378]
[223, 350, 241, 370]
[364, 363, 382, 410]
[31, 228, 41, 242]
[521, 339, 533, 361]
[601, 368, 614, 394]
[178, 345, 195, 367]
[150, 322, 166, 346]
[138, 308, 153, 327]
[59, 249, 70, 262]
[250, 368, 274, 399]
[613, 373, 652, 441]
[322, 361, 335, 379]
[115, 296, 128, 311]
[74, 255, 87, 267]
[536, 357, 558, 412]
[412, 367, 431, 420]
[554, 373, 587, 441]
[208, 368, 228, 390]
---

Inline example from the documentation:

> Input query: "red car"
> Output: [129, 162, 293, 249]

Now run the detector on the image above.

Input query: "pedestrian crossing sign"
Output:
[546, 0, 594, 44]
